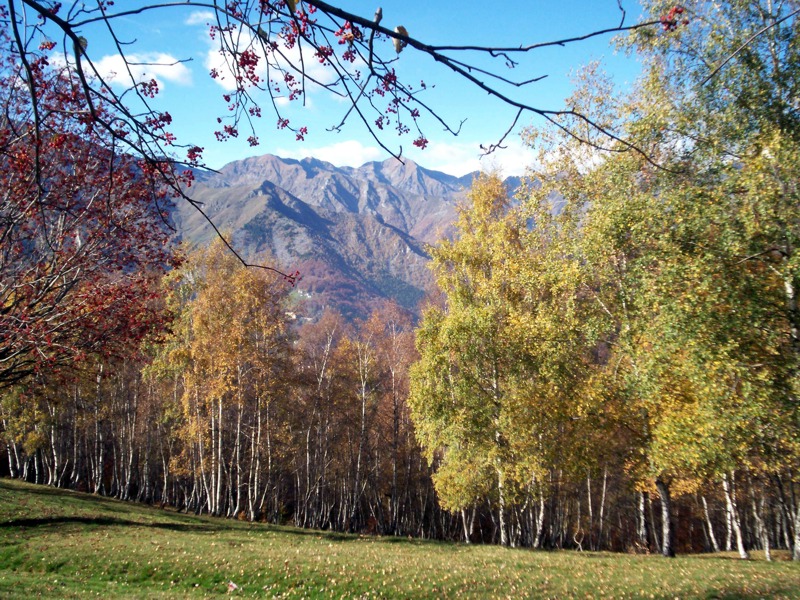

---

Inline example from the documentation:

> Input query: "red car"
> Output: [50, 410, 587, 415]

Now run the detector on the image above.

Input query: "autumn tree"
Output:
[513, 0, 800, 557]
[410, 173, 580, 547]
[366, 301, 418, 535]
[0, 26, 179, 388]
[291, 308, 348, 529]
[148, 240, 293, 518]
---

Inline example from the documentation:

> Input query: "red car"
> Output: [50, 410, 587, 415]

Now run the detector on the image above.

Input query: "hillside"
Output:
[173, 155, 488, 319]
[2, 478, 797, 599]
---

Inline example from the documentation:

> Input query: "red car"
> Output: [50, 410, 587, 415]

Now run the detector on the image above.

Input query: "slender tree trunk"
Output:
[124, 385, 138, 501]
[208, 397, 217, 515]
[264, 400, 273, 519]
[0, 410, 20, 478]
[782, 265, 800, 562]
[655, 479, 675, 557]
[233, 399, 244, 518]
[497, 468, 508, 546]
[94, 364, 105, 495]
[725, 496, 734, 551]
[215, 398, 224, 516]
[70, 390, 81, 489]
[701, 495, 720, 552]
[648, 491, 661, 554]
[533, 486, 545, 549]
[722, 472, 749, 559]
[391, 367, 399, 535]
[791, 487, 800, 561]
[586, 473, 594, 550]
[249, 396, 262, 521]
[5, 435, 20, 478]
[637, 491, 650, 551]
[193, 384, 212, 514]
[750, 485, 771, 561]
[772, 475, 795, 553]
[47, 403, 60, 487]
[460, 508, 471, 544]
[351, 342, 371, 532]
[598, 466, 608, 550]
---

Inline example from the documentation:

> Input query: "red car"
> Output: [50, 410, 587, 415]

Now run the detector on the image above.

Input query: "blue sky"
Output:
[70, 0, 646, 176]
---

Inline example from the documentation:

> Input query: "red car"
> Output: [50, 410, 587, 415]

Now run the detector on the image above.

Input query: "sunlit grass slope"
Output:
[1, 478, 798, 598]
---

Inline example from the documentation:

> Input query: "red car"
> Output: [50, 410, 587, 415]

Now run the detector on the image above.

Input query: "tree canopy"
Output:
[409, 0, 800, 558]
[0, 25, 179, 387]
[6, 0, 800, 562]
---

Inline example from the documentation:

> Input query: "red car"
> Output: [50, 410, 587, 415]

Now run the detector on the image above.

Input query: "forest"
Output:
[3, 0, 800, 561]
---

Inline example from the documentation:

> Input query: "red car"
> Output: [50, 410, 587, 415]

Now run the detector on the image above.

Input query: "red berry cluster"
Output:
[412, 136, 429, 150]
[237, 48, 260, 84]
[314, 45, 334, 64]
[335, 21, 362, 45]
[186, 146, 204, 165]
[144, 111, 172, 130]
[661, 5, 688, 31]
[139, 79, 159, 98]
[214, 124, 239, 142]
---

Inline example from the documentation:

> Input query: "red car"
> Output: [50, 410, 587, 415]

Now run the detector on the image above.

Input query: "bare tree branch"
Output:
[3, 0, 677, 275]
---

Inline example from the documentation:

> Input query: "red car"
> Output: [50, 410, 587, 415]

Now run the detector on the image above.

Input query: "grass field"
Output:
[1, 478, 798, 598]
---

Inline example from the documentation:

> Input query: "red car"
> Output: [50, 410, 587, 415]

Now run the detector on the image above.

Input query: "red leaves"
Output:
[661, 5, 689, 32]
[0, 52, 179, 385]
[200, 3, 432, 156]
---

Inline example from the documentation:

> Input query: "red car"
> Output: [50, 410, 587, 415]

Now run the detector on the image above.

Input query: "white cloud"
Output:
[404, 139, 538, 177]
[272, 137, 537, 176]
[275, 140, 382, 168]
[94, 52, 192, 88]
[185, 10, 215, 26]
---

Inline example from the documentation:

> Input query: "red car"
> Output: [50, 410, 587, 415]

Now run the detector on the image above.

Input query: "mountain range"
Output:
[172, 154, 519, 320]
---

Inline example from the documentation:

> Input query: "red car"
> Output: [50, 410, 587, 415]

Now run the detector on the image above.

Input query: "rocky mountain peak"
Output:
[173, 153, 514, 320]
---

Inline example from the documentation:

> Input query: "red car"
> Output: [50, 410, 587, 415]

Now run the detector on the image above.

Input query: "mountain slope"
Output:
[173, 154, 475, 320]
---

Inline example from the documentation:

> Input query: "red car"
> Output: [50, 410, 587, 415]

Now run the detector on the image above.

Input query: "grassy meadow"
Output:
[0, 478, 798, 598]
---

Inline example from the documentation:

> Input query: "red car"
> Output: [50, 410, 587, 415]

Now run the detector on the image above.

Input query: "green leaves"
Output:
[410, 172, 603, 519]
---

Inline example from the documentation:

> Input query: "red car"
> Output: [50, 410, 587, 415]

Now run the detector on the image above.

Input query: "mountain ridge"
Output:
[172, 154, 514, 320]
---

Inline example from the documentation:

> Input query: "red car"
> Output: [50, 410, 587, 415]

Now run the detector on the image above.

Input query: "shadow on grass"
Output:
[1, 480, 421, 545]
[1, 512, 424, 548]
[0, 515, 224, 532]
